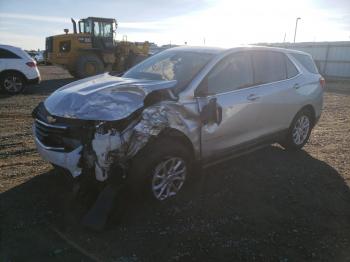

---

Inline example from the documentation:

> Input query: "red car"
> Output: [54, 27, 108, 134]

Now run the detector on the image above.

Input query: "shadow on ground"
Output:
[2, 146, 350, 261]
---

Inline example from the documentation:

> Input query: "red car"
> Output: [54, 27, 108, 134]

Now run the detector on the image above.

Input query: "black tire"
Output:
[127, 137, 194, 201]
[0, 71, 26, 94]
[76, 54, 104, 78]
[281, 109, 313, 150]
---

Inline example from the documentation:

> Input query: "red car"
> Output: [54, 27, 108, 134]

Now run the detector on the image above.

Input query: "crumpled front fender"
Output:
[91, 101, 201, 181]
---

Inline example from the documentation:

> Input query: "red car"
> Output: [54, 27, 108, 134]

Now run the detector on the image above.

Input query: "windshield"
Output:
[123, 49, 214, 92]
[79, 20, 92, 34]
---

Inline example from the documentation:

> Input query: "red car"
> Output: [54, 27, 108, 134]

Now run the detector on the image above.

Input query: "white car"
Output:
[0, 44, 41, 94]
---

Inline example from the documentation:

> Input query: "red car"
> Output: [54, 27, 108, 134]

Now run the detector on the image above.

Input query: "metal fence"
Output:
[262, 41, 350, 80]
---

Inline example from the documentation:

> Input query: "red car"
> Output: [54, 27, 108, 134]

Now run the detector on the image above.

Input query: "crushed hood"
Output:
[44, 73, 177, 121]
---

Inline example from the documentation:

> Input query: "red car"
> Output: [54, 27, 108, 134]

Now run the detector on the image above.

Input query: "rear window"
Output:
[252, 51, 286, 85]
[290, 53, 318, 74]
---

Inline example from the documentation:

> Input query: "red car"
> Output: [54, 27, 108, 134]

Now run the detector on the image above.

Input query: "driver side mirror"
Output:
[200, 97, 222, 125]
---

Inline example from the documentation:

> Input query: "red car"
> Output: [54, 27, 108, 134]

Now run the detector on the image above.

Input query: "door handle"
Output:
[293, 83, 301, 89]
[247, 94, 260, 101]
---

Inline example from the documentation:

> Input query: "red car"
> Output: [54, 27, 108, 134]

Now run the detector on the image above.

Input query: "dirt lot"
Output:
[1, 66, 350, 262]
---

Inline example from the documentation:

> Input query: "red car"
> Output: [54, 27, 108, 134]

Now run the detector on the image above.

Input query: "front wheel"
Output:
[128, 137, 193, 201]
[151, 157, 187, 201]
[281, 109, 313, 150]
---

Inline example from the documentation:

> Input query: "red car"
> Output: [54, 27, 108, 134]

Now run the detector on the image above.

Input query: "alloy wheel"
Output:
[3, 75, 23, 93]
[151, 157, 187, 201]
[292, 115, 310, 145]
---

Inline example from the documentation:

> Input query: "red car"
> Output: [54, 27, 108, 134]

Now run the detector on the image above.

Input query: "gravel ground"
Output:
[1, 66, 350, 262]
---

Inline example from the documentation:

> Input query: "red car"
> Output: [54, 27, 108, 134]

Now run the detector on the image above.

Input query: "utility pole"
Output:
[294, 17, 301, 43]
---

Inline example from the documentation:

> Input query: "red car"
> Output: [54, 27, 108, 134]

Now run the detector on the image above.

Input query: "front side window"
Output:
[0, 48, 20, 59]
[207, 52, 253, 94]
[252, 51, 286, 85]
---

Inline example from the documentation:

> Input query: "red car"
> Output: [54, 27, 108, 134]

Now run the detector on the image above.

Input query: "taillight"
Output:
[26, 61, 36, 68]
[319, 76, 326, 88]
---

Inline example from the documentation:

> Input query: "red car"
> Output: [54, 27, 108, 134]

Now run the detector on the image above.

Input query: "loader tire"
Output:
[76, 54, 104, 78]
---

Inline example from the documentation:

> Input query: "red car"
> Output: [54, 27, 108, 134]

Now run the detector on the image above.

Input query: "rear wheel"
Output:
[281, 109, 313, 150]
[0, 72, 25, 94]
[76, 54, 104, 78]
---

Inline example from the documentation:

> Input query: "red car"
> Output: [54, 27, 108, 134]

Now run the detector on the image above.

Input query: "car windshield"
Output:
[123, 49, 214, 93]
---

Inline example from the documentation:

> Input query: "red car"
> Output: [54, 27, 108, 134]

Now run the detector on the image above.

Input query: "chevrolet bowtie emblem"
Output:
[46, 116, 56, 124]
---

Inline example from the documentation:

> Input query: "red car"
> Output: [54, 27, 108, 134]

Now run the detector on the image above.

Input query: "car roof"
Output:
[0, 44, 33, 60]
[164, 46, 226, 54]
[229, 45, 311, 56]
[0, 44, 22, 51]
[167, 45, 311, 56]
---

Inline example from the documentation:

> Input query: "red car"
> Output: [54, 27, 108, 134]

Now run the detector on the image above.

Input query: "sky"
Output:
[0, 0, 349, 50]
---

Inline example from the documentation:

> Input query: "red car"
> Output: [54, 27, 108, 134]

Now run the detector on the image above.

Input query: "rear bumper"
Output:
[27, 76, 41, 85]
[33, 128, 82, 177]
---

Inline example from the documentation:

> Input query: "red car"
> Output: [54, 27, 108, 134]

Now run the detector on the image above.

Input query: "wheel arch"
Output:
[299, 104, 316, 126]
[157, 127, 196, 160]
[0, 69, 28, 83]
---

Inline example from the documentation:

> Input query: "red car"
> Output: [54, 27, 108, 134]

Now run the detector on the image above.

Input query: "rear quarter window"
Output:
[290, 53, 318, 74]
[286, 56, 299, 78]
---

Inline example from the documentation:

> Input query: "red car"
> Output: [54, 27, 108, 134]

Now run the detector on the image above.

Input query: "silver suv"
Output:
[33, 46, 324, 201]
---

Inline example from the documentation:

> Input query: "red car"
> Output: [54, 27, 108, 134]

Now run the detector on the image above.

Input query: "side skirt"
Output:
[201, 129, 288, 168]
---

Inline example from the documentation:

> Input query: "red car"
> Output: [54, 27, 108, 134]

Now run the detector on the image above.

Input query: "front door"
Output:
[197, 52, 265, 159]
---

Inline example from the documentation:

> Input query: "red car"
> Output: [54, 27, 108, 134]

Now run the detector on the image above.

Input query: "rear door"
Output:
[249, 51, 301, 135]
[0, 47, 22, 72]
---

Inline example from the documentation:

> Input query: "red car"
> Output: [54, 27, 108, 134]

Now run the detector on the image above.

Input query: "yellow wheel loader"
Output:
[45, 17, 149, 78]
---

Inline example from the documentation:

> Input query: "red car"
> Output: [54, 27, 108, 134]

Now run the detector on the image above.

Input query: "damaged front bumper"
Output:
[34, 134, 82, 177]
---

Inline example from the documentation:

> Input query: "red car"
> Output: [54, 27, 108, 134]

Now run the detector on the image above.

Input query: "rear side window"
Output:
[0, 48, 20, 59]
[252, 51, 286, 85]
[286, 56, 299, 78]
[207, 52, 253, 94]
[290, 53, 318, 74]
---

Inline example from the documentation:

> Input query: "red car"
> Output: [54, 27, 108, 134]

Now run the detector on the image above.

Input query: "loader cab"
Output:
[78, 17, 116, 50]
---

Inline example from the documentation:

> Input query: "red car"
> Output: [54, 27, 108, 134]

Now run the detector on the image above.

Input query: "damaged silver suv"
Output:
[33, 46, 324, 201]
